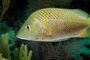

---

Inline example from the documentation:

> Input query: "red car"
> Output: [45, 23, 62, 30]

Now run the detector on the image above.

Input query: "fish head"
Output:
[16, 15, 42, 41]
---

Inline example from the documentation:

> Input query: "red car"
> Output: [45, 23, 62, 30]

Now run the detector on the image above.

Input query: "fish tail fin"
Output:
[87, 18, 90, 25]
[79, 18, 90, 37]
[79, 28, 90, 37]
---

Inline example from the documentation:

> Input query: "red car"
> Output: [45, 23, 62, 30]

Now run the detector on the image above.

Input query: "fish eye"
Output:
[26, 25, 30, 30]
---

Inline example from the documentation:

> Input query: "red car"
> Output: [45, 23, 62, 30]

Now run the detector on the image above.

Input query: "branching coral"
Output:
[0, 33, 11, 59]
[0, 54, 8, 60]
[0, 33, 32, 60]
[14, 44, 32, 60]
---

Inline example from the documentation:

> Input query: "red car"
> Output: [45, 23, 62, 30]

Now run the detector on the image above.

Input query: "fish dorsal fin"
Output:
[70, 9, 89, 18]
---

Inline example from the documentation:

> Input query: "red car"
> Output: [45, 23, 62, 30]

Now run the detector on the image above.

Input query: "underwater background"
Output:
[0, 0, 90, 60]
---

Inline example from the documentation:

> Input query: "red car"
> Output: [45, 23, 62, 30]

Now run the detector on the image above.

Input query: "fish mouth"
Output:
[16, 35, 20, 39]
[16, 33, 37, 40]
[16, 35, 30, 40]
[16, 34, 22, 39]
[16, 34, 48, 41]
[16, 33, 24, 40]
[16, 34, 28, 40]
[16, 33, 20, 38]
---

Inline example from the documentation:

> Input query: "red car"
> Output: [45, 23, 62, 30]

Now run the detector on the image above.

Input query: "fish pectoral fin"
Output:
[79, 29, 90, 37]
[42, 29, 49, 35]
[42, 28, 55, 36]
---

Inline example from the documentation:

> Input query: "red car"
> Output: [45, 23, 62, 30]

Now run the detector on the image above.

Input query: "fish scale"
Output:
[36, 9, 84, 22]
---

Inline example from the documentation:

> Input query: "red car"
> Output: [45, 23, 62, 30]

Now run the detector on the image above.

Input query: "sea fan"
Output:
[27, 38, 84, 60]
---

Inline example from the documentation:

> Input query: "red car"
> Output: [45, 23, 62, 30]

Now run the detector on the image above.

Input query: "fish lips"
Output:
[16, 33, 36, 40]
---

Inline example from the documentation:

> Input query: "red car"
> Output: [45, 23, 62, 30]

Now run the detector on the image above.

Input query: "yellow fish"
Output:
[16, 8, 90, 42]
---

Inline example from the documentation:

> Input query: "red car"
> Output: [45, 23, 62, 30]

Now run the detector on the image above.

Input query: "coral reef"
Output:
[13, 44, 32, 60]
[0, 0, 90, 60]
[0, 22, 17, 51]
[0, 33, 10, 59]
[0, 54, 8, 60]
[0, 33, 32, 60]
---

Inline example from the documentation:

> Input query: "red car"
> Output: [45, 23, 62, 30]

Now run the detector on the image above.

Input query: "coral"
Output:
[27, 38, 89, 60]
[0, 22, 17, 49]
[0, 33, 11, 59]
[13, 44, 32, 60]
[0, 33, 32, 60]
[7, 28, 17, 48]
[0, 54, 8, 60]
[0, 0, 10, 22]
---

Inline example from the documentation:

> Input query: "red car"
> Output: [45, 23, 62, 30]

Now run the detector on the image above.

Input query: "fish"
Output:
[16, 8, 90, 42]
